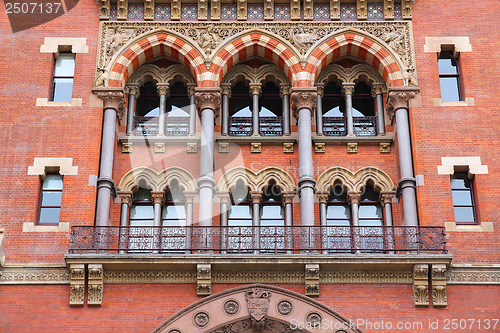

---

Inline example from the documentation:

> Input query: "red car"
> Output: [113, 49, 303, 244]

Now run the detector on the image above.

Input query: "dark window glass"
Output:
[52, 53, 75, 102]
[38, 174, 63, 224]
[229, 82, 252, 117]
[261, 181, 284, 227]
[438, 53, 461, 102]
[326, 186, 351, 252]
[162, 182, 186, 226]
[130, 188, 154, 226]
[352, 82, 375, 117]
[359, 186, 383, 251]
[451, 173, 476, 223]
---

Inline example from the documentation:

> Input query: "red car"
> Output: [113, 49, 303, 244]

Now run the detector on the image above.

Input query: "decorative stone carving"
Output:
[187, 142, 198, 153]
[117, 0, 128, 20]
[291, 0, 300, 20]
[357, 0, 367, 20]
[237, 0, 247, 20]
[122, 142, 132, 153]
[194, 311, 210, 328]
[198, 26, 220, 55]
[432, 264, 447, 307]
[383, 25, 405, 57]
[402, 0, 412, 19]
[219, 142, 229, 153]
[197, 264, 211, 296]
[245, 288, 271, 328]
[291, 25, 317, 54]
[0, 267, 70, 284]
[348, 191, 361, 205]
[92, 87, 126, 114]
[211, 0, 221, 20]
[283, 142, 294, 153]
[315, 142, 325, 153]
[379, 192, 394, 206]
[371, 82, 386, 96]
[117, 191, 133, 206]
[380, 142, 390, 154]
[384, 0, 394, 20]
[195, 88, 221, 116]
[99, 0, 110, 20]
[386, 87, 420, 122]
[251, 142, 261, 153]
[171, 0, 181, 20]
[264, 0, 273, 20]
[447, 268, 500, 284]
[144, 0, 154, 20]
[105, 26, 134, 57]
[277, 300, 293, 315]
[290, 88, 317, 118]
[413, 264, 429, 307]
[321, 270, 413, 284]
[157, 84, 170, 96]
[306, 312, 323, 329]
[280, 85, 291, 97]
[212, 270, 304, 284]
[223, 300, 240, 315]
[155, 143, 165, 153]
[331, 0, 340, 20]
[304, 0, 313, 20]
[104, 270, 196, 283]
[198, 0, 208, 20]
[342, 83, 355, 96]
[316, 191, 328, 205]
[404, 67, 418, 87]
[305, 264, 320, 296]
[87, 264, 103, 306]
[249, 84, 262, 97]
[151, 191, 165, 205]
[70, 264, 85, 306]
[250, 191, 263, 205]
[282, 192, 295, 205]
[168, 330, 181, 333]
[347, 142, 358, 154]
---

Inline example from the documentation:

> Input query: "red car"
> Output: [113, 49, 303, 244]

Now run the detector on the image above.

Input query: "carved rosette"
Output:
[306, 312, 323, 329]
[385, 86, 420, 122]
[276, 300, 293, 315]
[193, 311, 210, 328]
[195, 88, 221, 117]
[290, 88, 317, 119]
[223, 300, 240, 315]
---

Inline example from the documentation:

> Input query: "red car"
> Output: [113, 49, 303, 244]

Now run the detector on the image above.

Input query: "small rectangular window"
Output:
[38, 174, 63, 225]
[438, 52, 461, 102]
[52, 53, 75, 102]
[451, 173, 476, 224]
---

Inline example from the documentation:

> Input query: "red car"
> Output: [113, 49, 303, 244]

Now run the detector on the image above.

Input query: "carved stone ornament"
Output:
[198, 25, 221, 55]
[283, 142, 294, 153]
[223, 299, 240, 315]
[305, 264, 320, 296]
[92, 87, 126, 120]
[0, 267, 70, 284]
[277, 300, 293, 315]
[168, 330, 181, 333]
[245, 288, 271, 327]
[195, 88, 221, 116]
[413, 264, 429, 307]
[431, 264, 447, 307]
[348, 191, 361, 205]
[197, 264, 212, 296]
[291, 25, 317, 53]
[290, 88, 317, 118]
[385, 87, 420, 122]
[99, 0, 110, 19]
[315, 142, 325, 153]
[193, 311, 210, 328]
[219, 142, 229, 153]
[144, 0, 154, 20]
[379, 142, 390, 154]
[348, 142, 358, 153]
[306, 312, 323, 329]
[70, 264, 85, 306]
[87, 264, 104, 306]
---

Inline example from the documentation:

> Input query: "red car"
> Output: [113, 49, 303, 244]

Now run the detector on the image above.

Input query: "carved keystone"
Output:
[87, 264, 103, 306]
[305, 264, 320, 296]
[70, 264, 85, 306]
[432, 264, 447, 307]
[413, 264, 429, 307]
[197, 264, 212, 296]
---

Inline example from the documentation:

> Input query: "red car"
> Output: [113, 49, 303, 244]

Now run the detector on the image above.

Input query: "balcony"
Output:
[228, 117, 284, 136]
[322, 116, 378, 136]
[133, 116, 190, 136]
[69, 226, 447, 254]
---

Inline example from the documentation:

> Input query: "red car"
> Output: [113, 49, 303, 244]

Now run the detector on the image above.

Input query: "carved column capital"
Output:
[386, 87, 420, 121]
[279, 84, 291, 98]
[220, 83, 232, 97]
[157, 83, 170, 96]
[124, 83, 140, 97]
[250, 191, 263, 205]
[184, 191, 198, 204]
[92, 87, 126, 112]
[187, 83, 197, 97]
[342, 82, 355, 96]
[315, 83, 324, 97]
[379, 191, 395, 205]
[316, 191, 329, 204]
[348, 191, 361, 205]
[151, 191, 165, 205]
[217, 192, 231, 205]
[371, 83, 387, 97]
[290, 87, 317, 118]
[282, 191, 295, 205]
[117, 191, 133, 205]
[249, 84, 262, 97]
[195, 87, 221, 117]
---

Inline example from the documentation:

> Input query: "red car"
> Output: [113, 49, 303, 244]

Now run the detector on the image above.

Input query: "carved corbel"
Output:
[198, 0, 208, 20]
[144, 0, 154, 20]
[357, 0, 367, 20]
[385, 87, 420, 123]
[413, 264, 429, 307]
[330, 0, 340, 20]
[171, 0, 181, 20]
[264, 0, 274, 20]
[117, 0, 128, 20]
[384, 0, 394, 20]
[237, 0, 247, 21]
[290, 88, 317, 119]
[70, 264, 85, 306]
[87, 264, 103, 306]
[432, 264, 447, 307]
[402, 0, 412, 19]
[290, 0, 300, 20]
[99, 0, 110, 19]
[303, 0, 313, 20]
[305, 264, 320, 296]
[249, 84, 262, 97]
[211, 0, 221, 20]
[197, 264, 212, 296]
[195, 88, 221, 118]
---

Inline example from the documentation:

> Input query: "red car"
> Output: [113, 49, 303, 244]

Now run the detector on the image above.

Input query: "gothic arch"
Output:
[306, 28, 406, 87]
[106, 29, 206, 88]
[217, 167, 296, 193]
[317, 166, 395, 193]
[128, 64, 196, 87]
[152, 284, 363, 333]
[118, 166, 197, 192]
[222, 64, 290, 87]
[316, 63, 385, 87]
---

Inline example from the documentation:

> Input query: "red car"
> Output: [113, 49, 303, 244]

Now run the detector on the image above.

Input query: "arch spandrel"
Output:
[128, 64, 196, 86]
[152, 284, 363, 333]
[118, 166, 197, 192]
[222, 64, 290, 87]
[317, 166, 395, 193]
[217, 167, 296, 193]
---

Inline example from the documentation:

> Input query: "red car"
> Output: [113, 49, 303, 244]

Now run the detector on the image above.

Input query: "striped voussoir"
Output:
[107, 31, 205, 87]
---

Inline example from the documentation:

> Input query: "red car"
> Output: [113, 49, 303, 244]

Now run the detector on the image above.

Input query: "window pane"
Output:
[43, 175, 63, 190]
[129, 220, 154, 226]
[439, 77, 460, 102]
[327, 205, 350, 219]
[130, 206, 154, 219]
[451, 176, 471, 189]
[454, 207, 475, 223]
[39, 208, 60, 223]
[53, 78, 74, 102]
[41, 191, 62, 206]
[452, 190, 473, 206]
[228, 219, 252, 227]
[54, 54, 75, 76]
[359, 205, 382, 219]
[438, 58, 457, 75]
[359, 219, 383, 226]
[229, 205, 252, 219]
[162, 205, 186, 219]
[261, 206, 283, 219]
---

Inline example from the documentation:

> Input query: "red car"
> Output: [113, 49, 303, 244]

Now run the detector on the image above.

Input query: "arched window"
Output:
[166, 82, 190, 136]
[135, 82, 160, 135]
[260, 181, 285, 253]
[130, 187, 154, 226]
[359, 185, 384, 251]
[326, 183, 351, 252]
[162, 180, 186, 226]
[352, 82, 377, 136]
[228, 82, 253, 136]
[228, 180, 252, 252]
[259, 82, 283, 136]
[322, 82, 346, 135]
[438, 52, 461, 102]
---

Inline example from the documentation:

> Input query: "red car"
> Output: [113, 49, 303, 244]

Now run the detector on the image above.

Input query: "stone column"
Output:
[380, 191, 395, 252]
[280, 85, 291, 136]
[291, 88, 317, 228]
[184, 191, 197, 252]
[372, 83, 386, 135]
[151, 191, 164, 252]
[124, 84, 139, 135]
[283, 192, 295, 253]
[249, 84, 262, 136]
[117, 191, 133, 254]
[187, 84, 197, 136]
[386, 87, 420, 226]
[342, 83, 355, 136]
[317, 191, 329, 254]
[195, 88, 221, 228]
[348, 191, 361, 252]
[218, 192, 231, 253]
[220, 84, 231, 136]
[315, 84, 324, 136]
[250, 191, 262, 253]
[92, 87, 125, 227]
[157, 84, 169, 136]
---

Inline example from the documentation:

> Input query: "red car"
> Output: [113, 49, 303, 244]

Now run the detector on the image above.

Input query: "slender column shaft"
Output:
[189, 94, 196, 136]
[298, 107, 315, 226]
[252, 94, 259, 135]
[222, 94, 229, 135]
[283, 94, 290, 135]
[153, 203, 162, 227]
[351, 203, 359, 226]
[186, 202, 194, 227]
[220, 202, 228, 227]
[199, 108, 215, 226]
[376, 93, 385, 135]
[285, 203, 293, 227]
[252, 203, 260, 227]
[120, 203, 129, 227]
[316, 94, 323, 136]
[345, 93, 354, 136]
[158, 94, 166, 136]
[126, 94, 135, 135]
[319, 202, 327, 226]
[384, 203, 393, 227]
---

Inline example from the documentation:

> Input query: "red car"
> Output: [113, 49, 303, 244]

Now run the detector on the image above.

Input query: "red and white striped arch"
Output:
[206, 31, 302, 87]
[106, 30, 205, 87]
[306, 30, 405, 87]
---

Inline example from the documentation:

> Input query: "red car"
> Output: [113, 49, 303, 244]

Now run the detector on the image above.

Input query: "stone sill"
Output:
[312, 133, 394, 144]
[216, 135, 297, 144]
[118, 134, 200, 144]
[445, 221, 494, 232]
[22, 222, 70, 233]
[433, 98, 475, 107]
[36, 98, 82, 107]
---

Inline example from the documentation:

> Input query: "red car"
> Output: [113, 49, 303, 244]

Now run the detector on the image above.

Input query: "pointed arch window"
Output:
[228, 181, 253, 252]
[166, 82, 190, 136]
[352, 82, 377, 136]
[135, 82, 160, 135]
[259, 82, 283, 136]
[359, 186, 384, 251]
[162, 180, 187, 226]
[129, 187, 154, 226]
[228, 82, 253, 136]
[322, 82, 346, 135]
[326, 184, 351, 252]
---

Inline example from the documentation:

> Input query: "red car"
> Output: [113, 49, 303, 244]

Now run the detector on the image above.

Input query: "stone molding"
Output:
[40, 37, 89, 53]
[128, 64, 195, 87]
[0, 266, 70, 284]
[28, 157, 78, 176]
[217, 166, 296, 193]
[22, 222, 70, 233]
[222, 64, 290, 87]
[317, 166, 395, 194]
[317, 64, 385, 87]
[385, 86, 420, 121]
[290, 88, 317, 118]
[36, 98, 83, 107]
[0, 229, 4, 266]
[195, 88, 221, 116]
[424, 36, 472, 53]
[104, 271, 196, 283]
[437, 156, 488, 176]
[447, 266, 500, 284]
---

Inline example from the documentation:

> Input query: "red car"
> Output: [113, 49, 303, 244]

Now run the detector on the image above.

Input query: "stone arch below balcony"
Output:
[316, 166, 395, 194]
[217, 167, 296, 193]
[117, 166, 197, 192]
[152, 284, 364, 333]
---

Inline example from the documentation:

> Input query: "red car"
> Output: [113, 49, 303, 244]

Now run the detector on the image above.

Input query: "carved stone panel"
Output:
[237, 0, 247, 20]
[245, 288, 271, 328]
[283, 142, 294, 153]
[347, 142, 358, 154]
[69, 264, 85, 306]
[251, 142, 261, 153]
[264, 0, 273, 20]
[87, 264, 103, 306]
[432, 264, 447, 307]
[171, 0, 181, 20]
[117, 0, 128, 20]
[144, 0, 154, 20]
[100, 0, 111, 20]
[413, 264, 429, 307]
[197, 264, 212, 296]
[305, 264, 320, 296]
[330, 0, 340, 20]
[384, 0, 394, 20]
[315, 142, 325, 153]
[357, 0, 367, 20]
[211, 0, 221, 20]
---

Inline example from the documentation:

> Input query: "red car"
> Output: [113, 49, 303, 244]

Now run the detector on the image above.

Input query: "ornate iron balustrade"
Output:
[323, 117, 347, 136]
[165, 116, 190, 136]
[133, 116, 159, 136]
[354, 116, 378, 136]
[228, 116, 253, 136]
[259, 116, 283, 136]
[69, 226, 447, 254]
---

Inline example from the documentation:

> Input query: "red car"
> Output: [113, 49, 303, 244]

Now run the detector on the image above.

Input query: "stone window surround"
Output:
[37, 37, 89, 107]
[424, 36, 474, 107]
[25, 158, 78, 233]
[437, 156, 493, 232]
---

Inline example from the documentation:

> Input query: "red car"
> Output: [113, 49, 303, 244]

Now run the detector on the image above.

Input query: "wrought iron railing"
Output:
[69, 226, 447, 254]
[354, 116, 378, 136]
[228, 116, 253, 136]
[259, 116, 283, 136]
[323, 117, 347, 136]
[134, 116, 159, 136]
[165, 116, 190, 136]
